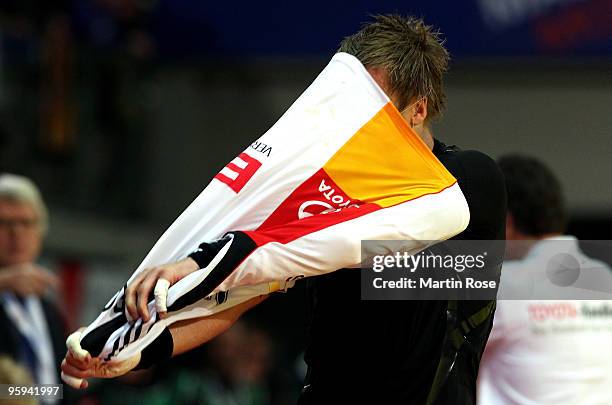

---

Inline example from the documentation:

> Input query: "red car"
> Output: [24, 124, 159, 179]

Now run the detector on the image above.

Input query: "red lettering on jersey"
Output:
[257, 168, 362, 230]
[214, 153, 262, 193]
[528, 302, 578, 321]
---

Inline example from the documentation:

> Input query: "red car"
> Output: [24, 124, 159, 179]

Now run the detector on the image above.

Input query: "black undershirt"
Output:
[299, 139, 506, 405]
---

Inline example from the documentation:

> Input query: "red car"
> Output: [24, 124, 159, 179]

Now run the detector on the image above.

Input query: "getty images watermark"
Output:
[360, 240, 612, 300]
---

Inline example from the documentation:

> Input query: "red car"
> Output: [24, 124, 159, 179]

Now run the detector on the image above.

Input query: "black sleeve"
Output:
[445, 150, 507, 241]
[187, 234, 233, 269]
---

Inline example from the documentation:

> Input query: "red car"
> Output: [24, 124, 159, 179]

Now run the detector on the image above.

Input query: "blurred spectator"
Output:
[0, 174, 67, 396]
[161, 321, 274, 405]
[478, 155, 612, 404]
[198, 321, 272, 405]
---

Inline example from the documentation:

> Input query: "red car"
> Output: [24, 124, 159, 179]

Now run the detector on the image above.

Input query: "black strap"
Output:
[425, 300, 495, 405]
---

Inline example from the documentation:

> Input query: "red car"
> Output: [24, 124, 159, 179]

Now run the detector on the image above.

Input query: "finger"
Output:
[61, 359, 92, 379]
[137, 273, 160, 322]
[14, 284, 35, 297]
[31, 278, 49, 295]
[125, 273, 147, 322]
[107, 352, 141, 376]
[61, 371, 86, 390]
[66, 330, 91, 363]
[19, 263, 35, 274]
[24, 265, 44, 279]
[154, 278, 171, 317]
[41, 271, 60, 289]
[21, 272, 52, 295]
[32, 265, 60, 285]
[66, 351, 90, 370]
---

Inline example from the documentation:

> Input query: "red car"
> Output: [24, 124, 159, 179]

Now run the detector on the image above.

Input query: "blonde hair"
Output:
[338, 14, 449, 119]
[0, 174, 49, 234]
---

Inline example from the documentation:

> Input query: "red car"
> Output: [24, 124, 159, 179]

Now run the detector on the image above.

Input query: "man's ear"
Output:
[411, 97, 428, 127]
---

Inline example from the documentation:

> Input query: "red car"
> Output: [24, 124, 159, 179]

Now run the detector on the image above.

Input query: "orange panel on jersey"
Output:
[323, 102, 456, 208]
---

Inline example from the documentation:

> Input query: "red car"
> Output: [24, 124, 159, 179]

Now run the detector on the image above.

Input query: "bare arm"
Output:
[170, 294, 267, 356]
[61, 294, 268, 389]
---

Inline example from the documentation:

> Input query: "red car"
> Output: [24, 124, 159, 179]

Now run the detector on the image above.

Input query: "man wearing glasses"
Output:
[0, 174, 65, 391]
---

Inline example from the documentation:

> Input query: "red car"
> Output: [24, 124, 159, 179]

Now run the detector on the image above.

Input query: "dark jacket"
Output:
[0, 295, 71, 403]
[299, 140, 506, 405]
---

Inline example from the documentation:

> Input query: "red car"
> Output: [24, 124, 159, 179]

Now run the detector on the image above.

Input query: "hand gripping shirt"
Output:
[79, 53, 470, 362]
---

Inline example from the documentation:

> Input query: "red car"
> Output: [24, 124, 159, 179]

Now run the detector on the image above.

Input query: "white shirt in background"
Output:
[478, 236, 612, 405]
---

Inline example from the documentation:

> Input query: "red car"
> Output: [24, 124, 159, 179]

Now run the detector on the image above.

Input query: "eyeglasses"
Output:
[399, 97, 426, 115]
[0, 218, 39, 230]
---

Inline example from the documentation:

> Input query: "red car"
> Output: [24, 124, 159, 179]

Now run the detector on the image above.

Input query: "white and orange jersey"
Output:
[79, 52, 469, 362]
